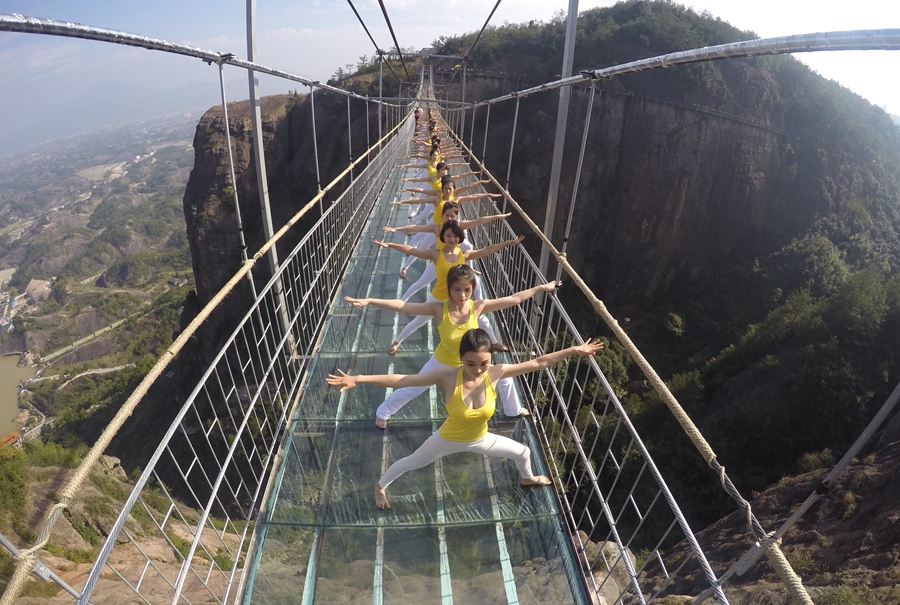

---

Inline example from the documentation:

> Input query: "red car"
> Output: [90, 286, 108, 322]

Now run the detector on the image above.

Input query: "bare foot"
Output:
[399, 268, 407, 278]
[374, 483, 390, 509]
[388, 341, 400, 355]
[520, 475, 552, 486]
[491, 342, 510, 352]
[375, 417, 387, 429]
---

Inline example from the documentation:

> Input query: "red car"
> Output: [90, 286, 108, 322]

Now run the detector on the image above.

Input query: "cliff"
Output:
[182, 92, 374, 358]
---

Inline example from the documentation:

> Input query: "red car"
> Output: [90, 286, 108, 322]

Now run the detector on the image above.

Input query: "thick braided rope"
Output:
[0, 122, 403, 605]
[452, 133, 815, 605]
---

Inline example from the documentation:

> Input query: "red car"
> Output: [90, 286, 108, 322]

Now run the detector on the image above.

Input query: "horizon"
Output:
[0, 1, 898, 154]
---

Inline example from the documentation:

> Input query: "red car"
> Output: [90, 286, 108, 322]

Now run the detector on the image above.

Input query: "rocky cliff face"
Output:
[182, 92, 373, 357]
[455, 77, 881, 304]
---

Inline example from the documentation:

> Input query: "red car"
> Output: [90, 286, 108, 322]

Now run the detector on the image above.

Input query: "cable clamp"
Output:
[581, 69, 601, 80]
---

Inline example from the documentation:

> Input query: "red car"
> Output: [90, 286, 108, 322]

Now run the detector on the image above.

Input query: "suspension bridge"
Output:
[1, 8, 900, 605]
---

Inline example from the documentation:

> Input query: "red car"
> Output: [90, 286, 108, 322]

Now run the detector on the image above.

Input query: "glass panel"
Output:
[246, 158, 588, 604]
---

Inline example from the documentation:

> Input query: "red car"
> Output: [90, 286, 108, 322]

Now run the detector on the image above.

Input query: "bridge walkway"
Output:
[242, 158, 587, 604]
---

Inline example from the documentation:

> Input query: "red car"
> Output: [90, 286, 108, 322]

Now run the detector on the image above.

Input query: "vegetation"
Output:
[435, 0, 900, 536]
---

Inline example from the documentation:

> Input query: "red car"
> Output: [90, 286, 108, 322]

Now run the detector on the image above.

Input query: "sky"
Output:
[0, 0, 898, 153]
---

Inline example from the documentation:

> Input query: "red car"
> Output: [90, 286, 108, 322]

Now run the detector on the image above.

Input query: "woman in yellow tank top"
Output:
[327, 329, 604, 509]
[344, 262, 554, 428]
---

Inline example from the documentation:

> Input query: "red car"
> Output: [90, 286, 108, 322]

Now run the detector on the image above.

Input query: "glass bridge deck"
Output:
[243, 165, 588, 604]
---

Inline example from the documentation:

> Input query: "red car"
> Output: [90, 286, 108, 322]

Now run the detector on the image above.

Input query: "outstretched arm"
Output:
[451, 171, 478, 179]
[479, 281, 559, 314]
[400, 176, 433, 183]
[391, 196, 439, 206]
[493, 339, 604, 380]
[455, 180, 490, 194]
[464, 234, 525, 262]
[344, 295, 440, 318]
[383, 224, 439, 235]
[456, 192, 503, 204]
[373, 239, 440, 261]
[457, 213, 511, 231]
[400, 187, 437, 195]
[327, 367, 446, 391]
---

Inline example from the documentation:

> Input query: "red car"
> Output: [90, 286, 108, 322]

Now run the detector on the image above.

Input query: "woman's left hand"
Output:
[373, 239, 390, 247]
[572, 339, 604, 356]
[344, 296, 369, 307]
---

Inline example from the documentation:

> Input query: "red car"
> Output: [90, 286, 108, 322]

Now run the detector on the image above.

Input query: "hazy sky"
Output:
[0, 0, 898, 152]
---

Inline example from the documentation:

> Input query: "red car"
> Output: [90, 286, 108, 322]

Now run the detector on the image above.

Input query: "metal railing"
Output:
[455, 191, 728, 604]
[77, 119, 412, 605]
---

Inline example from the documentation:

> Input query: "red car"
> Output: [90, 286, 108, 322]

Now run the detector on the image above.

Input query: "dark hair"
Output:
[439, 220, 465, 244]
[440, 174, 454, 189]
[459, 328, 492, 357]
[441, 201, 459, 217]
[446, 264, 476, 290]
[435, 161, 447, 172]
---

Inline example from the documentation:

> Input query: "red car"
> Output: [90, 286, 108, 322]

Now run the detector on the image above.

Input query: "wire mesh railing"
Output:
[454, 188, 728, 604]
[76, 118, 412, 605]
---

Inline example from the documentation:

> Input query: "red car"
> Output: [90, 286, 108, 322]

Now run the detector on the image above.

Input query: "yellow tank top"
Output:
[432, 246, 464, 300]
[435, 300, 479, 366]
[432, 193, 455, 224]
[439, 369, 496, 442]
[427, 163, 438, 181]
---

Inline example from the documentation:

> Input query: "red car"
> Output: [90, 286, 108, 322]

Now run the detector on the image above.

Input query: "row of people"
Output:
[327, 105, 604, 509]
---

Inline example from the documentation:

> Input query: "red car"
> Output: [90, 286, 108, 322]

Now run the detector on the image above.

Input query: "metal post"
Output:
[538, 0, 579, 280]
[246, 0, 278, 276]
[245, 0, 295, 355]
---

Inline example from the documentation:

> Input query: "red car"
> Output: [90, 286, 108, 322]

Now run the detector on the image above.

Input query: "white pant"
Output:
[408, 203, 432, 226]
[378, 430, 534, 487]
[376, 352, 523, 419]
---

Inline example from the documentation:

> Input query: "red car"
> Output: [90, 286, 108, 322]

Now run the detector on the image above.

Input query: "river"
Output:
[0, 356, 34, 436]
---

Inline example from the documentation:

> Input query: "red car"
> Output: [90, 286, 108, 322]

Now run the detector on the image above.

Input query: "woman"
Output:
[387, 203, 510, 281]
[327, 328, 604, 509]
[345, 262, 550, 426]
[374, 221, 515, 355]
[393, 175, 502, 220]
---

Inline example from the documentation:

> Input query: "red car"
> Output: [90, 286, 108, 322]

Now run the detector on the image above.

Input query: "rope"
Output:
[0, 120, 404, 605]
[449, 130, 816, 605]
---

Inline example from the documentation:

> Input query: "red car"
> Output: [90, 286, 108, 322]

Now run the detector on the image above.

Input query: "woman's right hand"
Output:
[344, 296, 369, 307]
[382, 226, 397, 233]
[373, 239, 390, 248]
[506, 235, 525, 247]
[326, 370, 357, 392]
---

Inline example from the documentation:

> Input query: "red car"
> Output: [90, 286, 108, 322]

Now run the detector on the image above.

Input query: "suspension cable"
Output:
[376, 0, 413, 83]
[503, 96, 520, 211]
[344, 0, 404, 86]
[556, 82, 596, 283]
[310, 85, 322, 193]
[448, 130, 814, 605]
[0, 15, 408, 111]
[347, 96, 354, 179]
[217, 58, 256, 300]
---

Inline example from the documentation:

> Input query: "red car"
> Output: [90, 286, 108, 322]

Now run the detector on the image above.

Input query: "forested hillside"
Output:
[432, 1, 900, 536]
